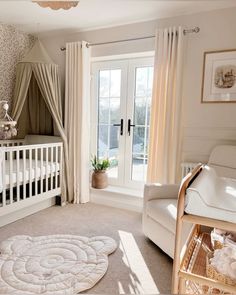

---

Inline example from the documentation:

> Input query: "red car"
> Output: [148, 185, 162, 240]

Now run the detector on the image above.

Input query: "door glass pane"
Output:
[108, 126, 119, 178]
[147, 67, 154, 97]
[98, 125, 108, 158]
[147, 97, 151, 124]
[134, 97, 146, 126]
[132, 155, 145, 182]
[98, 69, 121, 179]
[132, 66, 153, 182]
[110, 98, 120, 124]
[133, 127, 145, 154]
[98, 98, 109, 124]
[136, 67, 148, 97]
[99, 70, 110, 97]
[110, 70, 121, 97]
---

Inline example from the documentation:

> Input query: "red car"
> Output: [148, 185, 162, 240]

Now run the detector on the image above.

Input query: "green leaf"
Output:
[90, 154, 111, 171]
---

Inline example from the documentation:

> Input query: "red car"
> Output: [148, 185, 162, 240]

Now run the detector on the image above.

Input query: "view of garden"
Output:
[97, 66, 153, 181]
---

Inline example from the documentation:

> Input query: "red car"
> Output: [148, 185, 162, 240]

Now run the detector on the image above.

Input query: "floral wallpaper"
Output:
[0, 24, 36, 114]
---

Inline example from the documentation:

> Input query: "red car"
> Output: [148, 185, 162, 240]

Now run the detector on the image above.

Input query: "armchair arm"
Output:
[144, 183, 180, 203]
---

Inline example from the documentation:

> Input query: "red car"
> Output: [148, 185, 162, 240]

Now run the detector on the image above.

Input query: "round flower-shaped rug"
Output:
[0, 235, 117, 294]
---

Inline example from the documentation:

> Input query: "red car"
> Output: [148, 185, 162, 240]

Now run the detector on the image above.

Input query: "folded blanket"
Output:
[210, 247, 236, 280]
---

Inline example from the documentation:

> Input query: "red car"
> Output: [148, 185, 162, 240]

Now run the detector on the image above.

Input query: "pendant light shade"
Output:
[34, 1, 79, 10]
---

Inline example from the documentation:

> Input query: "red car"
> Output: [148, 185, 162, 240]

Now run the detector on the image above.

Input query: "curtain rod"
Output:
[60, 26, 200, 51]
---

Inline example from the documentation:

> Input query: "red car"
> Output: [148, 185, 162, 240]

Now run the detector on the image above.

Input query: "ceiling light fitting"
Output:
[34, 1, 79, 10]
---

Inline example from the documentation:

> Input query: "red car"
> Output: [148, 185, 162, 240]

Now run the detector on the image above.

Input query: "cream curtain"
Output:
[65, 41, 91, 204]
[147, 27, 185, 184]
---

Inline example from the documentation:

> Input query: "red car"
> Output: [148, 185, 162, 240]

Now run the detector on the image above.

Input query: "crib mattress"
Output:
[185, 166, 236, 223]
[3, 159, 60, 188]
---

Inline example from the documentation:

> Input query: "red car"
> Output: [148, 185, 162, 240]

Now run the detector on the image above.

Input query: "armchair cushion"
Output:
[144, 183, 179, 203]
[146, 199, 177, 234]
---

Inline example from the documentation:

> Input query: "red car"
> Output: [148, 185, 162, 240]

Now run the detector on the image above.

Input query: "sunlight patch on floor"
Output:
[118, 230, 160, 294]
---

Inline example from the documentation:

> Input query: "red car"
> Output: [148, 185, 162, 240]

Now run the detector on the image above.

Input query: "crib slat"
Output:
[45, 147, 48, 192]
[59, 145, 63, 188]
[2, 152, 6, 207]
[9, 151, 13, 204]
[50, 147, 53, 190]
[29, 149, 32, 198]
[55, 146, 58, 188]
[40, 147, 43, 194]
[35, 148, 38, 197]
[0, 143, 62, 209]
[16, 150, 20, 202]
[23, 149, 26, 200]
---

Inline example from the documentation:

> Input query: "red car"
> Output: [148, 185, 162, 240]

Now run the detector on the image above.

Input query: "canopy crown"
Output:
[20, 40, 55, 64]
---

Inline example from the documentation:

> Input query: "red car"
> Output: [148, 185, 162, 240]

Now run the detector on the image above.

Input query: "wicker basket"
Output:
[206, 252, 236, 287]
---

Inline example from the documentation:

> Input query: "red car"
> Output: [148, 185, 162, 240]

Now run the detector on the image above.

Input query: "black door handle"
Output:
[113, 119, 123, 136]
[128, 119, 135, 136]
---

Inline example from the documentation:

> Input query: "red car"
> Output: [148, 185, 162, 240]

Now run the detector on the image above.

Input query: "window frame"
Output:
[91, 54, 154, 189]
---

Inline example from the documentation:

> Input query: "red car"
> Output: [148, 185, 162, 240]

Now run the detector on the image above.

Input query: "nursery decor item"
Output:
[0, 101, 17, 139]
[0, 234, 117, 294]
[91, 155, 110, 189]
[202, 49, 236, 103]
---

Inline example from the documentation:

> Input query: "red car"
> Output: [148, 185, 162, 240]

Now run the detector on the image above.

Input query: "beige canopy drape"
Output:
[16, 73, 53, 138]
[147, 27, 185, 184]
[11, 40, 71, 203]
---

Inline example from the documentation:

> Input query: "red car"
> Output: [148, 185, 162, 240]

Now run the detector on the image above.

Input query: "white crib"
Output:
[0, 135, 63, 227]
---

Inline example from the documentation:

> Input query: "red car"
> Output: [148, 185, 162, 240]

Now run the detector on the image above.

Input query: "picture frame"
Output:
[201, 49, 236, 103]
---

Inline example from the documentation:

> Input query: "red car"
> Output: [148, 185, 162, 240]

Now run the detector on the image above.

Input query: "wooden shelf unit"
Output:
[172, 165, 236, 294]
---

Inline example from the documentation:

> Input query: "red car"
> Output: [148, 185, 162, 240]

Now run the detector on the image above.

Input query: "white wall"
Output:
[41, 7, 236, 163]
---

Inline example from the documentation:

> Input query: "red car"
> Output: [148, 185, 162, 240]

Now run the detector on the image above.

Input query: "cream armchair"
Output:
[142, 183, 192, 258]
[143, 145, 236, 258]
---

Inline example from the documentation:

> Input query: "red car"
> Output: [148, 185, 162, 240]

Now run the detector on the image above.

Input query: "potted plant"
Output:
[91, 155, 110, 189]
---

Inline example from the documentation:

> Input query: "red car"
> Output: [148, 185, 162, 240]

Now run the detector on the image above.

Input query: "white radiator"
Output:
[181, 162, 198, 178]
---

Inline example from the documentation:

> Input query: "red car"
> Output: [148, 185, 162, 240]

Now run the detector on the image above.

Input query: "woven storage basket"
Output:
[206, 252, 236, 287]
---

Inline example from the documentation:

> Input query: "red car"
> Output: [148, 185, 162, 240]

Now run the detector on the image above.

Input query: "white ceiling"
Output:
[0, 0, 236, 35]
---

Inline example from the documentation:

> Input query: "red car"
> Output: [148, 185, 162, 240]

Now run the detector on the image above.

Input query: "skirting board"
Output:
[90, 188, 143, 212]
[0, 197, 56, 227]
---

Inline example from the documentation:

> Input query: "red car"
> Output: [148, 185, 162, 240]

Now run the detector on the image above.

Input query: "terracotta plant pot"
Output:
[92, 170, 108, 189]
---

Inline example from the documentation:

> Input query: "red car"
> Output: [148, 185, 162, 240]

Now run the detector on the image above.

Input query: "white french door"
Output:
[91, 56, 154, 189]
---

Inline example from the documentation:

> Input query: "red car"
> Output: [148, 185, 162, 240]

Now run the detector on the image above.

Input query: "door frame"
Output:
[124, 57, 154, 189]
[91, 54, 154, 189]
[91, 60, 128, 186]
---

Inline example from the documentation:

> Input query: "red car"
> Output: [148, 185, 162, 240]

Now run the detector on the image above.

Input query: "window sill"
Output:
[90, 185, 144, 212]
[90, 185, 143, 198]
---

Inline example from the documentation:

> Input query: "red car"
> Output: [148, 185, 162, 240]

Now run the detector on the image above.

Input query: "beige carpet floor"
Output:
[0, 203, 173, 294]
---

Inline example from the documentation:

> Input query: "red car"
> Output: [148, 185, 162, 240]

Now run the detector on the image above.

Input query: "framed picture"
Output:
[201, 49, 236, 103]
